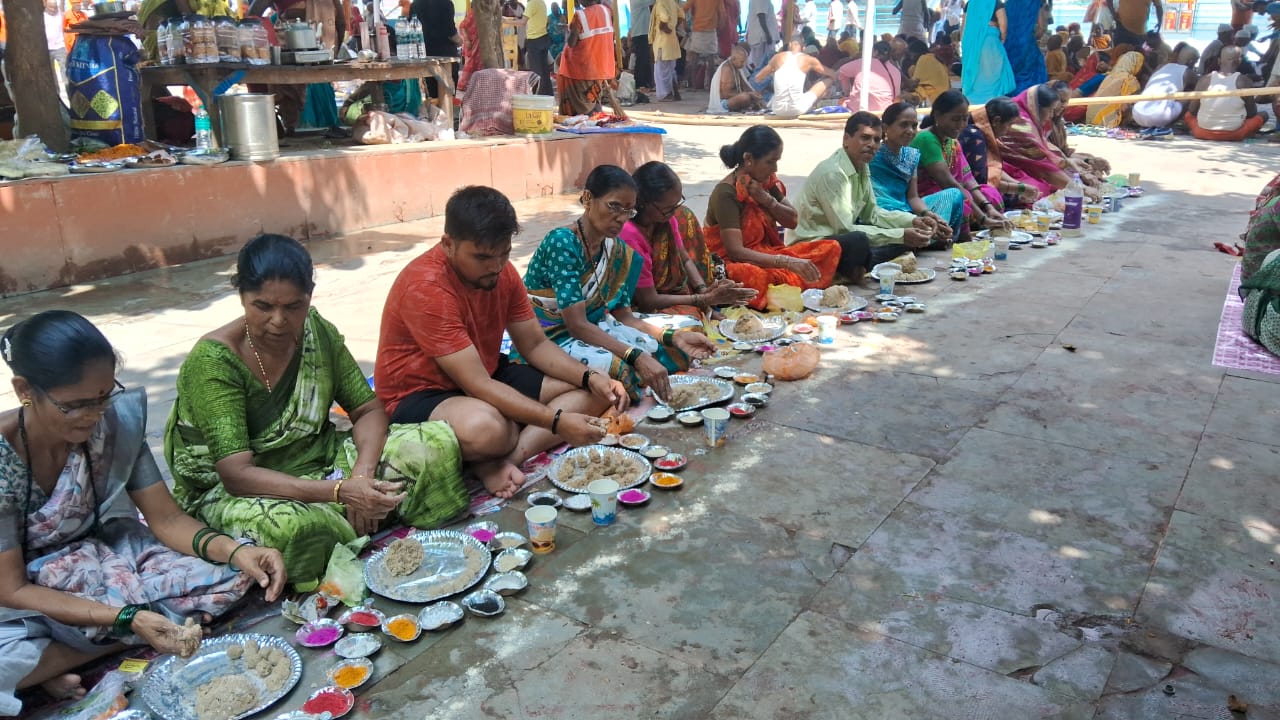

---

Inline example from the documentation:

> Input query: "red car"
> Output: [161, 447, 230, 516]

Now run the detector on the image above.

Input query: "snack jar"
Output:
[156, 17, 172, 63]
[215, 15, 241, 62]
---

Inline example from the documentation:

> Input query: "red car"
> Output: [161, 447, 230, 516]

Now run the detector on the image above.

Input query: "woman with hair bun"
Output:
[703, 125, 843, 310]
[165, 234, 467, 589]
[0, 311, 285, 715]
[522, 165, 717, 403]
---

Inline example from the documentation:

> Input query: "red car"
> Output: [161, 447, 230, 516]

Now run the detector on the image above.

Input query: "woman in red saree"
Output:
[458, 8, 483, 92]
[703, 126, 842, 311]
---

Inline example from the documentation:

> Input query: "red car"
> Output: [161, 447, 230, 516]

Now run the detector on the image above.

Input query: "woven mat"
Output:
[1212, 263, 1280, 376]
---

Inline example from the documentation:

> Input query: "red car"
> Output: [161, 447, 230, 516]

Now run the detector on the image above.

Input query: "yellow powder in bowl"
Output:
[386, 617, 418, 641]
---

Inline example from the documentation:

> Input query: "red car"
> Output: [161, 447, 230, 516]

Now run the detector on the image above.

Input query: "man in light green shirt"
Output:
[790, 112, 933, 281]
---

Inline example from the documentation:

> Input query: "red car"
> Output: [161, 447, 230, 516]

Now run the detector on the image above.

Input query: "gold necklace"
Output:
[244, 323, 272, 393]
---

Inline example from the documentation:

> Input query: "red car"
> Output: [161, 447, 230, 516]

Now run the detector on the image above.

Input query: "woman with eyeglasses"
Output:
[521, 165, 717, 402]
[620, 161, 758, 321]
[703, 125, 843, 311]
[0, 311, 285, 714]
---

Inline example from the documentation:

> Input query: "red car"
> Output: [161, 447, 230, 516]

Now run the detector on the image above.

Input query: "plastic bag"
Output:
[317, 537, 368, 606]
[951, 240, 990, 261]
[762, 343, 820, 381]
[30, 669, 141, 720]
[765, 283, 805, 312]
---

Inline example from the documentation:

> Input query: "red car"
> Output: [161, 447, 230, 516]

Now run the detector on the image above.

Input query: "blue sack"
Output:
[67, 35, 144, 146]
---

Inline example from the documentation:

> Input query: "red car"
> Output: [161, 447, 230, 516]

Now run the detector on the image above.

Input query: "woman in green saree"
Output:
[165, 235, 466, 588]
[520, 165, 717, 403]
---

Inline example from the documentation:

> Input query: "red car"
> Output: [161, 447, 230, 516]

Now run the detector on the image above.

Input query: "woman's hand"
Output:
[902, 227, 932, 249]
[671, 331, 716, 361]
[913, 214, 939, 236]
[782, 256, 822, 282]
[932, 219, 954, 241]
[555, 411, 611, 446]
[132, 611, 204, 658]
[338, 475, 405, 521]
[228, 545, 287, 602]
[705, 279, 758, 306]
[587, 372, 629, 411]
[1018, 186, 1039, 204]
[634, 353, 672, 402]
[745, 177, 775, 207]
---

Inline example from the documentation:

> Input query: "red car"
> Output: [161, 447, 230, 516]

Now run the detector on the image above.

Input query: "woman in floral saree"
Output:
[703, 125, 842, 311]
[166, 235, 466, 590]
[521, 166, 716, 403]
[870, 102, 966, 244]
[0, 311, 284, 715]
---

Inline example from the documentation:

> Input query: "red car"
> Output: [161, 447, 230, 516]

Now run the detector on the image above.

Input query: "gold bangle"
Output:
[332, 479, 345, 504]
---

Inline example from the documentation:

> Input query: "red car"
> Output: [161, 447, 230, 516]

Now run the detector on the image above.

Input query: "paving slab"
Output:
[1203, 375, 1280, 447]
[707, 611, 1094, 720]
[1179, 433, 1280, 529]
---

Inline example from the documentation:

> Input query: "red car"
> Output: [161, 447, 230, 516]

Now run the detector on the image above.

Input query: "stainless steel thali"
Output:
[718, 316, 787, 344]
[141, 633, 302, 720]
[659, 375, 735, 412]
[364, 530, 491, 603]
[548, 445, 651, 494]
[801, 288, 869, 313]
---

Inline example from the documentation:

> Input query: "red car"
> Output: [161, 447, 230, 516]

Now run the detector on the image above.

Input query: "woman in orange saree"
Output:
[703, 126, 841, 311]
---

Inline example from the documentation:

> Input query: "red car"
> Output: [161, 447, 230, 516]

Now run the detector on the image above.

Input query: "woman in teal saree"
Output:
[520, 165, 716, 402]
[165, 235, 466, 589]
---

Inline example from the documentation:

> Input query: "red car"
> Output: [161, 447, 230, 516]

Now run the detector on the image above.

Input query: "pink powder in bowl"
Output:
[469, 529, 496, 543]
[618, 489, 647, 504]
[304, 626, 341, 646]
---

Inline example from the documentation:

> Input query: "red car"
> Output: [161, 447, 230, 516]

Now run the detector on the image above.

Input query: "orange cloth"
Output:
[704, 175, 840, 311]
[1186, 111, 1265, 142]
[558, 4, 615, 79]
[1044, 49, 1073, 82]
[63, 6, 88, 53]
[689, 0, 719, 32]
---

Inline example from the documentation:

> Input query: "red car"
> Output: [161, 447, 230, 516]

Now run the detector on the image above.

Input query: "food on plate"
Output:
[666, 379, 721, 409]
[819, 285, 854, 308]
[128, 149, 178, 167]
[886, 252, 930, 282]
[383, 537, 425, 576]
[76, 143, 147, 162]
[177, 617, 203, 658]
[731, 312, 770, 340]
[554, 448, 646, 489]
[195, 674, 258, 720]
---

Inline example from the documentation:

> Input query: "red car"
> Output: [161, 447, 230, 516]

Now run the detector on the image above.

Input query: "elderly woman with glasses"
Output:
[520, 165, 718, 403]
[0, 311, 285, 715]
[620, 162, 758, 321]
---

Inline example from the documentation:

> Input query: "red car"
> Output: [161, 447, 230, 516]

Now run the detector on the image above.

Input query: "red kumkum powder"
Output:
[302, 689, 350, 715]
[348, 611, 379, 625]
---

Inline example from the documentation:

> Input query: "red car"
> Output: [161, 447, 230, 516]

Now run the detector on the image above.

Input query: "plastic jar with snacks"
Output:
[238, 18, 271, 65]
[214, 16, 240, 62]
[156, 18, 172, 63]
[195, 15, 220, 64]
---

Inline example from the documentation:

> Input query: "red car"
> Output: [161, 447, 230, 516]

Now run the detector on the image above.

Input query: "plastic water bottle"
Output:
[1062, 173, 1083, 237]
[410, 17, 424, 58]
[194, 104, 213, 150]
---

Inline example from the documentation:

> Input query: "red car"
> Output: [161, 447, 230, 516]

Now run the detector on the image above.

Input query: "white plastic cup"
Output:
[994, 237, 1010, 261]
[873, 262, 902, 296]
[816, 315, 838, 344]
[587, 479, 619, 526]
[524, 505, 558, 553]
[701, 407, 730, 447]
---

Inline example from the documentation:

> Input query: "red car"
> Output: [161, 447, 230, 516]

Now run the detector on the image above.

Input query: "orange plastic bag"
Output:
[762, 343, 820, 381]
[601, 407, 635, 435]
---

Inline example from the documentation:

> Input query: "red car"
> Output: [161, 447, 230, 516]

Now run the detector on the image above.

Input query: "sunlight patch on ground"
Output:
[1028, 509, 1063, 525]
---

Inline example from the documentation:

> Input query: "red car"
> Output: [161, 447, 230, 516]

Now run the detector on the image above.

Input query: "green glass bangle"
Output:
[226, 542, 251, 571]
[191, 527, 217, 558]
[113, 603, 147, 637]
[199, 531, 232, 563]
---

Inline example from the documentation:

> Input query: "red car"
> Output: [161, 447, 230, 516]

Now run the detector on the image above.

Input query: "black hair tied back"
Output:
[231, 234, 317, 295]
[2, 310, 117, 392]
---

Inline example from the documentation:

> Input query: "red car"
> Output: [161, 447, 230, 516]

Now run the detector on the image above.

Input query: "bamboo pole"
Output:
[625, 109, 850, 127]
[1066, 84, 1280, 107]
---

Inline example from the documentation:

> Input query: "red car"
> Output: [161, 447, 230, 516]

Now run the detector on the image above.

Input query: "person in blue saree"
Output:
[960, 0, 1015, 104]
[1003, 0, 1047, 94]
[520, 165, 717, 403]
[870, 102, 966, 245]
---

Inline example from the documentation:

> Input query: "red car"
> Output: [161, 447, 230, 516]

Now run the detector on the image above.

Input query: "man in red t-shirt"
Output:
[376, 186, 628, 498]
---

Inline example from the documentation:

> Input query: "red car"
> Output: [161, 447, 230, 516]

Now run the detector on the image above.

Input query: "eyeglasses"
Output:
[605, 201, 638, 219]
[657, 196, 686, 218]
[43, 380, 126, 416]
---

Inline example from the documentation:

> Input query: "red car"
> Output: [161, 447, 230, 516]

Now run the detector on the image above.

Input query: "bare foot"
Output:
[41, 673, 86, 701]
[476, 461, 524, 499]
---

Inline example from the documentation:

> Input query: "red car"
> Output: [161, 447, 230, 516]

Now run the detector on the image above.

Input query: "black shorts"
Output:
[390, 356, 545, 424]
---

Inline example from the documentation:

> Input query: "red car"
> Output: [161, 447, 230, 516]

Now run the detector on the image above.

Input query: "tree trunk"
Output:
[5, 0, 70, 151]
[474, 0, 504, 70]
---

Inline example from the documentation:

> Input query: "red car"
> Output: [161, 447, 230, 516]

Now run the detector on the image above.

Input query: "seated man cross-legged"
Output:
[1186, 46, 1265, 141]
[376, 186, 628, 500]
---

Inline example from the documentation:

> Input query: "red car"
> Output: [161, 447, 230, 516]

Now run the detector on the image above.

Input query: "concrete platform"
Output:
[4, 126, 1280, 719]
[0, 131, 662, 296]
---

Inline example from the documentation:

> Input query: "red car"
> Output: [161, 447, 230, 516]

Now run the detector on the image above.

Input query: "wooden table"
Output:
[139, 58, 458, 143]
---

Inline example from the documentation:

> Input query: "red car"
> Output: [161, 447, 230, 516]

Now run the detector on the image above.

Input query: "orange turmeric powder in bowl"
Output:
[328, 658, 373, 689]
[381, 614, 421, 642]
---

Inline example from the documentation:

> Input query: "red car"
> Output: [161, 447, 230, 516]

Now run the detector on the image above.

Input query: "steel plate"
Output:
[364, 530, 491, 603]
[547, 445, 652, 494]
[717, 316, 787, 344]
[659, 375, 735, 412]
[801, 288, 869, 313]
[141, 633, 302, 720]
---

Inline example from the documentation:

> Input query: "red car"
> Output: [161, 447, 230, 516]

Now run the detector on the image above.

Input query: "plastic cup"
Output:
[587, 479, 619, 526]
[878, 268, 899, 295]
[994, 237, 1010, 261]
[1127, 172, 1140, 187]
[816, 315, 838, 344]
[1034, 214, 1051, 233]
[701, 407, 730, 448]
[1086, 205, 1102, 224]
[524, 505, 558, 553]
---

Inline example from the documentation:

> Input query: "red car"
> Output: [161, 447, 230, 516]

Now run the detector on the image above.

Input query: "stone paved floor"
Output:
[4, 126, 1280, 719]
